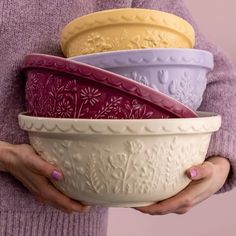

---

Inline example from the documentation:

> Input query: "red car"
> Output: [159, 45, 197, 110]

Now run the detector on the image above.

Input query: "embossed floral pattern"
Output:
[80, 30, 128, 55]
[157, 70, 169, 84]
[93, 96, 122, 119]
[168, 72, 199, 109]
[80, 87, 102, 106]
[24, 55, 198, 119]
[74, 28, 187, 56]
[123, 99, 153, 119]
[31, 136, 207, 199]
[56, 99, 73, 118]
[26, 71, 161, 119]
[123, 71, 150, 87]
[62, 10, 195, 57]
[128, 30, 170, 49]
[81, 33, 113, 55]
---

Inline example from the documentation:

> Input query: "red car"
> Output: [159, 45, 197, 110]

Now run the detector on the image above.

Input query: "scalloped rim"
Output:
[18, 112, 221, 135]
[22, 53, 198, 118]
[60, 8, 195, 52]
[69, 48, 214, 69]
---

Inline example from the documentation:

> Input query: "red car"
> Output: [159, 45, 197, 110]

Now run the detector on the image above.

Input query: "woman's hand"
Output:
[135, 156, 230, 215]
[0, 141, 90, 214]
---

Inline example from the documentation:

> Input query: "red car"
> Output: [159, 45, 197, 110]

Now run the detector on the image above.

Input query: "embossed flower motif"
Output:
[129, 31, 169, 49]
[143, 36, 159, 47]
[28, 75, 41, 92]
[87, 33, 101, 41]
[80, 87, 102, 106]
[130, 99, 143, 110]
[82, 33, 113, 54]
[72, 153, 83, 161]
[158, 70, 169, 84]
[72, 153, 83, 166]
[109, 153, 127, 169]
[126, 140, 144, 155]
[144, 31, 169, 47]
[124, 72, 150, 87]
[61, 140, 71, 148]
[56, 99, 73, 118]
[76, 166, 85, 175]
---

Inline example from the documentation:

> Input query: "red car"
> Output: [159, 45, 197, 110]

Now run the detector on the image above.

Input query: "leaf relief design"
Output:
[93, 96, 122, 119]
[123, 99, 153, 119]
[168, 72, 198, 108]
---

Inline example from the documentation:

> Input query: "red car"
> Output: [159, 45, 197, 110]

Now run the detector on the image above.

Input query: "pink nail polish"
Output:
[51, 170, 62, 181]
[190, 169, 197, 178]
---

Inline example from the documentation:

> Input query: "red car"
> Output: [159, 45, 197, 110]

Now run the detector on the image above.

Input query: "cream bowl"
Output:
[18, 112, 221, 207]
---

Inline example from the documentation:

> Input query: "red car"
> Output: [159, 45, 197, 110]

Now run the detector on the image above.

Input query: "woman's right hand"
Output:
[0, 141, 90, 214]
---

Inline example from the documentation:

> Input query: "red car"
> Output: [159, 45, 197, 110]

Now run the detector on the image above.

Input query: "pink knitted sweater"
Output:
[0, 0, 236, 235]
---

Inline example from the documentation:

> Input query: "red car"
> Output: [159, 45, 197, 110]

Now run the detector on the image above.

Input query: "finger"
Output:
[34, 195, 47, 203]
[40, 179, 91, 213]
[25, 153, 63, 181]
[59, 204, 91, 214]
[135, 180, 207, 215]
[175, 207, 191, 215]
[186, 161, 213, 181]
[135, 199, 183, 215]
[49, 200, 91, 214]
[16, 171, 91, 213]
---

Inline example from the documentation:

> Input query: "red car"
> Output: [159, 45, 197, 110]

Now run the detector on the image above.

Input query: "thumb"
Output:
[29, 153, 63, 181]
[186, 161, 213, 181]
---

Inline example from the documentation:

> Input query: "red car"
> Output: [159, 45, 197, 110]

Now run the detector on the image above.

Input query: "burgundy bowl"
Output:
[22, 54, 197, 119]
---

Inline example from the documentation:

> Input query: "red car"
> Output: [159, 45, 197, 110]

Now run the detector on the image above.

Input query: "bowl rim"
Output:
[22, 53, 198, 119]
[60, 8, 195, 53]
[18, 111, 221, 135]
[69, 48, 214, 69]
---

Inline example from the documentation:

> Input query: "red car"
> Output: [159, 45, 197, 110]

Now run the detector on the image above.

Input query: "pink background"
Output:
[107, 1, 236, 235]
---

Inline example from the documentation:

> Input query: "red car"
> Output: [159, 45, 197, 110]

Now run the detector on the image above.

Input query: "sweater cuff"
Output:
[206, 129, 236, 193]
[0, 207, 108, 236]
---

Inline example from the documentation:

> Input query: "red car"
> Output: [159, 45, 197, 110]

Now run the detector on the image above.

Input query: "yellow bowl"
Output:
[60, 8, 195, 57]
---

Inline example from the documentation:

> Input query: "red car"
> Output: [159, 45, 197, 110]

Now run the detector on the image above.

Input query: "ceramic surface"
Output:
[22, 54, 197, 119]
[70, 49, 214, 110]
[18, 112, 221, 207]
[60, 8, 195, 57]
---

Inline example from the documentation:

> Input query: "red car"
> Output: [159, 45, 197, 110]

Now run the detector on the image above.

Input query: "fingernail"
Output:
[190, 169, 197, 178]
[72, 205, 83, 212]
[72, 205, 91, 213]
[82, 206, 91, 213]
[51, 170, 62, 181]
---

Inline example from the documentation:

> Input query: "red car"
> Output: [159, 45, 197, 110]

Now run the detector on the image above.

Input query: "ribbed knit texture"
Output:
[0, 208, 108, 236]
[0, 0, 236, 235]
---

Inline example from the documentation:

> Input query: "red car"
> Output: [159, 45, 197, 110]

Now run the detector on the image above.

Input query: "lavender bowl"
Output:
[22, 54, 197, 119]
[70, 49, 214, 110]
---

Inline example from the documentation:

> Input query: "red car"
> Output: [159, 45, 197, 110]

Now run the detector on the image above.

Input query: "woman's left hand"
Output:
[135, 156, 230, 215]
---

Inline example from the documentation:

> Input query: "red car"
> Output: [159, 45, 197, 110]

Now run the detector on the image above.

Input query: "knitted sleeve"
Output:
[132, 0, 236, 192]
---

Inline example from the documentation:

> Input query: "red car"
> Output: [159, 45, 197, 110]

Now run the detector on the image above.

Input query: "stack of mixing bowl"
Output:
[19, 8, 221, 207]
